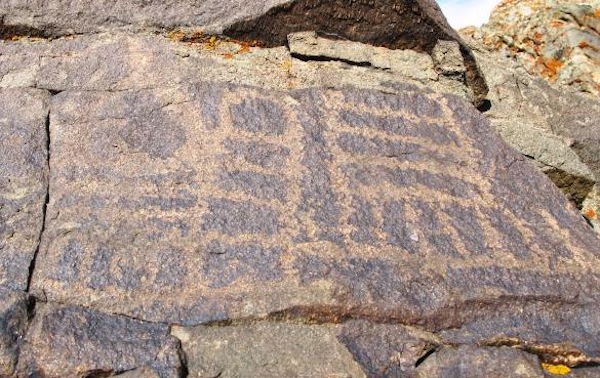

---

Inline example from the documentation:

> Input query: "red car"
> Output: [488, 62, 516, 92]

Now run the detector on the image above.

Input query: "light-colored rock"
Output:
[416, 346, 545, 378]
[461, 30, 600, 232]
[480, 0, 600, 95]
[173, 323, 367, 378]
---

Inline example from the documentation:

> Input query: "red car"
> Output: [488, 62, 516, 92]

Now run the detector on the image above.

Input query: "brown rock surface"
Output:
[1, 1, 600, 377]
[16, 304, 183, 377]
[0, 0, 488, 105]
[0, 89, 49, 291]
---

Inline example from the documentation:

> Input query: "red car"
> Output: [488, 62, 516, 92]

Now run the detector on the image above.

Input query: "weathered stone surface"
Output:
[0, 288, 28, 377]
[0, 88, 49, 290]
[460, 30, 600, 233]
[0, 0, 488, 104]
[0, 32, 476, 104]
[480, 0, 600, 95]
[17, 304, 183, 378]
[172, 323, 366, 377]
[415, 345, 545, 377]
[338, 320, 441, 377]
[25, 82, 600, 369]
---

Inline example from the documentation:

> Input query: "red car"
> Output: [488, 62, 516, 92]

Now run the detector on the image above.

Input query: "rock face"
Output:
[0, 0, 488, 105]
[1, 1, 600, 377]
[480, 0, 600, 95]
[0, 89, 49, 291]
[461, 6, 600, 234]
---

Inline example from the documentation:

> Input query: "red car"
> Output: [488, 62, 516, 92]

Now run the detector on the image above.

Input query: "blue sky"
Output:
[436, 0, 501, 29]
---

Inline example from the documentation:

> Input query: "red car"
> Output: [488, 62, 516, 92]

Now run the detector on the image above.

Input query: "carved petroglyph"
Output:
[30, 83, 600, 325]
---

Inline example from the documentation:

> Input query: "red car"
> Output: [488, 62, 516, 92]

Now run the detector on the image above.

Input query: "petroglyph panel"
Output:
[30, 83, 600, 325]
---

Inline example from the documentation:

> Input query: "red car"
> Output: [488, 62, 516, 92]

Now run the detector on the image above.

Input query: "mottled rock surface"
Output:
[0, 288, 28, 377]
[17, 304, 183, 377]
[0, 89, 49, 291]
[461, 28, 600, 233]
[0, 0, 488, 104]
[480, 0, 600, 95]
[415, 345, 546, 377]
[1, 1, 600, 377]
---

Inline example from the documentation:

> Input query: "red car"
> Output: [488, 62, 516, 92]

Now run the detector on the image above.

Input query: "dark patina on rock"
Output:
[0, 0, 488, 105]
[17, 304, 183, 377]
[0, 89, 49, 291]
[26, 83, 600, 374]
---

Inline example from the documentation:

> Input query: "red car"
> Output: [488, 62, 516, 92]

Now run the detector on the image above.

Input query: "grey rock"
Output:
[0, 288, 28, 377]
[0, 32, 475, 104]
[415, 345, 545, 378]
[0, 88, 49, 291]
[172, 323, 366, 377]
[17, 303, 183, 378]
[0, 0, 488, 104]
[337, 320, 441, 377]
[461, 33, 600, 232]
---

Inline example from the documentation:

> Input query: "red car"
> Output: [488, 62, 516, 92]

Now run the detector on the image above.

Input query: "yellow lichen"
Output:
[541, 362, 571, 375]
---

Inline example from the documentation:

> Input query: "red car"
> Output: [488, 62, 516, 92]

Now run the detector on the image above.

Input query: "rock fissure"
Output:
[25, 110, 50, 293]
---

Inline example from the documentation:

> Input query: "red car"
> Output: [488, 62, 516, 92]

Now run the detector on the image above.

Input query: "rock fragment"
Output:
[17, 304, 183, 378]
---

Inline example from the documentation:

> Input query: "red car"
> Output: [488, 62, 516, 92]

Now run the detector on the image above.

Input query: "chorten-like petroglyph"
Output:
[29, 84, 600, 335]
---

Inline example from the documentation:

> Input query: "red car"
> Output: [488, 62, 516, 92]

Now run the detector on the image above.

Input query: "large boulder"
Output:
[1, 1, 600, 377]
[0, 0, 488, 105]
[21, 81, 600, 376]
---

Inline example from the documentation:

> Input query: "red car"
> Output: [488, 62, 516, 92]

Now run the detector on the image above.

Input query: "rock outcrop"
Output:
[461, 0, 600, 233]
[1, 1, 600, 377]
[480, 0, 600, 95]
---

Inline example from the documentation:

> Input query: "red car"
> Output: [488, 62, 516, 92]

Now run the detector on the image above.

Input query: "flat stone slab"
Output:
[172, 323, 366, 377]
[29, 83, 600, 366]
[0, 89, 49, 290]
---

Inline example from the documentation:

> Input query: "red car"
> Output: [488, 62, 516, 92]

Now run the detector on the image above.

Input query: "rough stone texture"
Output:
[0, 89, 49, 291]
[480, 0, 600, 95]
[17, 303, 183, 378]
[172, 323, 366, 377]
[337, 320, 441, 377]
[0, 32, 475, 103]
[2, 2, 600, 376]
[0, 288, 28, 377]
[460, 30, 600, 233]
[0, 0, 488, 105]
[415, 345, 546, 377]
[22, 83, 600, 371]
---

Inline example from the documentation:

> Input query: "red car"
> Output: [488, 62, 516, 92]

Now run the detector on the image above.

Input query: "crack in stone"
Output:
[25, 108, 50, 293]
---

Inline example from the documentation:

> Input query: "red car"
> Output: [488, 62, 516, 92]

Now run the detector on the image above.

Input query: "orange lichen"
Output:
[538, 57, 564, 80]
[541, 362, 571, 375]
[550, 20, 566, 28]
[222, 53, 234, 59]
[578, 41, 591, 49]
[584, 208, 597, 220]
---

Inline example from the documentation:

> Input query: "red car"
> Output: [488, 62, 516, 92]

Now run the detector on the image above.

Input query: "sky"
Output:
[436, 0, 502, 29]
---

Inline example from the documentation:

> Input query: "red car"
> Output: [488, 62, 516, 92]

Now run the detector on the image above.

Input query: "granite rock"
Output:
[0, 89, 49, 291]
[17, 304, 183, 378]
[0, 0, 488, 105]
[480, 0, 600, 95]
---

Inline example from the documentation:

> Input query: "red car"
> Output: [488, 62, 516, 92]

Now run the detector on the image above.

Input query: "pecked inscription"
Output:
[27, 82, 600, 327]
